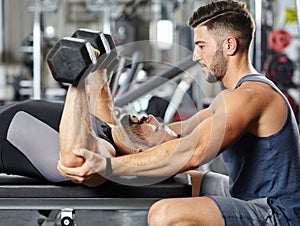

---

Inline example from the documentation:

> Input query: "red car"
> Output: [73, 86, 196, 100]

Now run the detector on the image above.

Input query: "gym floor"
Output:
[0, 209, 148, 226]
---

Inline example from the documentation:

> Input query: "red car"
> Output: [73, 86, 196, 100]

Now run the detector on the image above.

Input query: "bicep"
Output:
[168, 107, 212, 136]
[187, 92, 261, 167]
[210, 90, 261, 151]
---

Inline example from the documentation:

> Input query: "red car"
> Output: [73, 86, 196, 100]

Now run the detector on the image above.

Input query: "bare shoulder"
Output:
[235, 81, 285, 109]
[212, 81, 280, 110]
[212, 81, 286, 137]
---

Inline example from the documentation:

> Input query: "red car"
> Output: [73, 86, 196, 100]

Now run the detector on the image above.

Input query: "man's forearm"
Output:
[106, 119, 217, 177]
[109, 136, 198, 177]
[168, 108, 212, 136]
[89, 69, 116, 125]
[59, 84, 97, 167]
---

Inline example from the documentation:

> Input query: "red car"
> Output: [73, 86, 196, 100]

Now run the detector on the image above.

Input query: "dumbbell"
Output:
[47, 29, 119, 86]
[72, 29, 118, 72]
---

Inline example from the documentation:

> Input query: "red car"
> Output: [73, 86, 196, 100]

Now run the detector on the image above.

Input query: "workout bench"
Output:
[0, 173, 191, 225]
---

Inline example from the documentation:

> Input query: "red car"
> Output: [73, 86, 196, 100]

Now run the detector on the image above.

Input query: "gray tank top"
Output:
[222, 74, 300, 225]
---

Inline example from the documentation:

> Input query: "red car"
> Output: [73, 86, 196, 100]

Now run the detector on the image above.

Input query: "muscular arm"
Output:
[59, 69, 117, 168]
[109, 88, 262, 176]
[167, 107, 212, 137]
[59, 106, 222, 179]
[109, 118, 211, 176]
[89, 69, 117, 125]
[59, 83, 98, 167]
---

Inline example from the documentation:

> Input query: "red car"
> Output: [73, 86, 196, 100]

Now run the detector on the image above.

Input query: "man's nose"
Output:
[193, 49, 200, 62]
[145, 115, 156, 123]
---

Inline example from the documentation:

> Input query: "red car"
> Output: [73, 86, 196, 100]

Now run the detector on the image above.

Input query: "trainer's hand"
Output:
[57, 148, 107, 187]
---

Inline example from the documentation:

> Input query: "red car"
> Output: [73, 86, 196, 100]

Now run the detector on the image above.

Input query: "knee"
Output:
[148, 199, 174, 226]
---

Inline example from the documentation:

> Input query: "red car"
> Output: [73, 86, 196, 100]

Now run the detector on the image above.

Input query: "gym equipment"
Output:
[265, 53, 294, 88]
[47, 29, 118, 86]
[164, 72, 196, 124]
[47, 37, 97, 86]
[114, 55, 196, 107]
[117, 51, 144, 95]
[267, 29, 292, 53]
[0, 1, 3, 63]
[28, 0, 62, 99]
[72, 29, 119, 73]
[0, 174, 191, 226]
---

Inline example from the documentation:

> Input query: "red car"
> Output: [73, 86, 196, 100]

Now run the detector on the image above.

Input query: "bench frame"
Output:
[0, 174, 191, 225]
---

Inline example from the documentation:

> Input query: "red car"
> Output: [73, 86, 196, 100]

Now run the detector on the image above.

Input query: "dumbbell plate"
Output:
[47, 37, 96, 86]
[72, 29, 119, 70]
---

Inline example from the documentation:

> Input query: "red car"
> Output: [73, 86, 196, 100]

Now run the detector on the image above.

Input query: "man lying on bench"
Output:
[1, 1, 300, 225]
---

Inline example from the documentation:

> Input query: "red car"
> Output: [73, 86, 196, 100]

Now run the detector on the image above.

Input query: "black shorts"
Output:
[0, 99, 65, 182]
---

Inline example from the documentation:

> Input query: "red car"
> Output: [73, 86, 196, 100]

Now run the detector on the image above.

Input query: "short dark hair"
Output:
[188, 0, 255, 51]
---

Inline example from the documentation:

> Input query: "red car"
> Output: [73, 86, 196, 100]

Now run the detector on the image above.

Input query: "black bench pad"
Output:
[0, 174, 192, 210]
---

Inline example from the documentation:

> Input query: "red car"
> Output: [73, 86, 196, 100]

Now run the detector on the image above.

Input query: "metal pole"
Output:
[296, 0, 300, 32]
[295, 0, 300, 128]
[254, 0, 262, 72]
[0, 0, 3, 62]
[103, 8, 111, 34]
[32, 0, 42, 99]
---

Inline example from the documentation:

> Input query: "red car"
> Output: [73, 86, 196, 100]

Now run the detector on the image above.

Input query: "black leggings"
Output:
[0, 100, 66, 182]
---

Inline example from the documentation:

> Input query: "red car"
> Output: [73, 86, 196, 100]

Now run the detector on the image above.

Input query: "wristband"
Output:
[105, 158, 112, 177]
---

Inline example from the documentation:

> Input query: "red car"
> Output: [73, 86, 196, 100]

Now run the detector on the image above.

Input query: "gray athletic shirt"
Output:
[222, 74, 300, 225]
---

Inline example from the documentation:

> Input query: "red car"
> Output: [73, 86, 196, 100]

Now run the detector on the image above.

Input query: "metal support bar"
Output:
[0, 198, 158, 210]
[86, 0, 114, 34]
[30, 0, 61, 99]
[164, 72, 196, 124]
[0, 0, 3, 62]
[40, 210, 61, 226]
[114, 55, 196, 107]
[254, 0, 262, 72]
[32, 0, 42, 99]
[296, 0, 300, 32]
[295, 0, 300, 129]
[118, 51, 144, 95]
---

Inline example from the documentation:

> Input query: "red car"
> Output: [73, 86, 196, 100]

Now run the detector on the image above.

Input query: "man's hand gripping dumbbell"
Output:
[47, 29, 119, 86]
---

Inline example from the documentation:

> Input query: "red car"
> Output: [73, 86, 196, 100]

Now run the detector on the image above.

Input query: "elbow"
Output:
[186, 154, 202, 170]
[187, 145, 207, 170]
[59, 151, 85, 168]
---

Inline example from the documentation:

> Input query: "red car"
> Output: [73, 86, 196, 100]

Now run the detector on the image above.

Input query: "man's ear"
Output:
[224, 36, 237, 55]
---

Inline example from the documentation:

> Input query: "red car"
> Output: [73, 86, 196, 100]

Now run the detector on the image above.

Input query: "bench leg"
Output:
[38, 208, 76, 226]
[38, 209, 60, 226]
[60, 208, 76, 226]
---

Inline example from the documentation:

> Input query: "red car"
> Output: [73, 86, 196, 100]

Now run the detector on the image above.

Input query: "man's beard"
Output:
[119, 114, 149, 147]
[204, 49, 228, 83]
